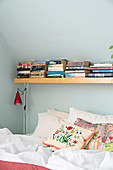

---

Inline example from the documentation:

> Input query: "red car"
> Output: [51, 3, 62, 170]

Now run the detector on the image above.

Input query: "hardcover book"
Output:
[86, 73, 113, 77]
[89, 67, 113, 70]
[67, 61, 90, 67]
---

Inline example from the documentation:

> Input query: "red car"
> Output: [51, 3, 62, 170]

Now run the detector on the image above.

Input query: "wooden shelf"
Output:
[14, 77, 113, 84]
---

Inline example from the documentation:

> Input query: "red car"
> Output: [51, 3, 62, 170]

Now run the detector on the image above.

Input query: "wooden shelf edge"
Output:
[14, 77, 113, 84]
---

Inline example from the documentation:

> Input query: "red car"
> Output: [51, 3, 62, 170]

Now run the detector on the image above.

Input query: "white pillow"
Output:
[33, 109, 69, 138]
[47, 109, 69, 121]
[67, 107, 113, 124]
[0, 128, 12, 135]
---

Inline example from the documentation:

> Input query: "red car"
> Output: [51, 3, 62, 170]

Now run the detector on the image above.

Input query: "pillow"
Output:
[33, 109, 69, 138]
[43, 120, 96, 150]
[74, 118, 113, 151]
[0, 128, 12, 135]
[68, 107, 113, 124]
[47, 109, 69, 121]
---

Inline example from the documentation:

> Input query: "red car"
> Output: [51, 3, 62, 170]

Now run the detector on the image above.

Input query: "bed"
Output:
[0, 108, 113, 170]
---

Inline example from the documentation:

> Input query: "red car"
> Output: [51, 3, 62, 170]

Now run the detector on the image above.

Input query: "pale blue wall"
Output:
[0, 37, 23, 134]
[0, 0, 113, 133]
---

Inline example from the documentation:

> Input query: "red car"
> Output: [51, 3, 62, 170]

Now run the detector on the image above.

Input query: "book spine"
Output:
[33, 61, 45, 64]
[88, 67, 113, 70]
[32, 64, 45, 66]
[86, 73, 113, 77]
[47, 71, 64, 75]
[67, 61, 89, 66]
[48, 64, 63, 67]
[92, 70, 113, 73]
[48, 68, 64, 71]
[93, 64, 113, 67]
[65, 73, 85, 77]
[65, 66, 88, 70]
[17, 71, 30, 74]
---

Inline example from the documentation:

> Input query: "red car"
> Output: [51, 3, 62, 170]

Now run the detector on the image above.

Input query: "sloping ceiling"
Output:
[0, 0, 113, 62]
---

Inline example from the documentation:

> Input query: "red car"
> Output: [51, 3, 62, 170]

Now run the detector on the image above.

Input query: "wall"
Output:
[0, 0, 113, 133]
[0, 37, 23, 134]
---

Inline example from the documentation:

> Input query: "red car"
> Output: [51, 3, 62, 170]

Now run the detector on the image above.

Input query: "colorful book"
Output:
[17, 71, 30, 74]
[65, 66, 89, 70]
[92, 70, 113, 73]
[33, 61, 45, 65]
[65, 70, 90, 73]
[92, 63, 113, 67]
[48, 64, 63, 67]
[48, 67, 64, 71]
[47, 71, 64, 75]
[46, 59, 68, 65]
[65, 73, 85, 77]
[67, 61, 90, 67]
[86, 73, 113, 77]
[89, 67, 113, 70]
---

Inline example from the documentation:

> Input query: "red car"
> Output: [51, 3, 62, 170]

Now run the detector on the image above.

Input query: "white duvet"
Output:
[0, 128, 113, 170]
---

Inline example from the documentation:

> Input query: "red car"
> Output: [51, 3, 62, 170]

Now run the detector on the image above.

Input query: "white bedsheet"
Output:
[0, 128, 113, 170]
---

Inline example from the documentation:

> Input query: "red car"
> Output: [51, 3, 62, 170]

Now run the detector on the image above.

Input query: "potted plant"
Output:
[109, 45, 113, 58]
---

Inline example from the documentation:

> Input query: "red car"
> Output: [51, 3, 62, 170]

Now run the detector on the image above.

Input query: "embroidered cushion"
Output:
[43, 120, 96, 150]
[74, 118, 113, 151]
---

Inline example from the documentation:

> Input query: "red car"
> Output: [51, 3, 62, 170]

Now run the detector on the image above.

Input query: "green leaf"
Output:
[111, 54, 113, 59]
[67, 134, 73, 138]
[109, 45, 113, 49]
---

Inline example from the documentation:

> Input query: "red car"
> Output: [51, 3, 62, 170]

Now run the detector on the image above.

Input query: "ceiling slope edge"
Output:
[0, 33, 17, 63]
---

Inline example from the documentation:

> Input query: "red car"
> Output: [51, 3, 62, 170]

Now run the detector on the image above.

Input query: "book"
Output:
[65, 73, 85, 77]
[33, 61, 45, 65]
[30, 71, 45, 75]
[86, 73, 113, 77]
[47, 71, 64, 75]
[17, 68, 31, 71]
[47, 74, 64, 78]
[65, 70, 90, 73]
[30, 74, 45, 78]
[31, 70, 45, 72]
[46, 59, 68, 65]
[48, 67, 64, 71]
[17, 70, 31, 74]
[32, 64, 45, 66]
[65, 66, 89, 70]
[18, 61, 33, 66]
[48, 64, 63, 67]
[89, 67, 113, 70]
[17, 74, 29, 78]
[92, 70, 113, 73]
[92, 63, 113, 67]
[67, 61, 90, 67]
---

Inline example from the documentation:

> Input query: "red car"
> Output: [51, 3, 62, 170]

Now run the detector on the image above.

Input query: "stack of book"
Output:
[65, 61, 90, 78]
[30, 61, 46, 78]
[17, 62, 32, 78]
[46, 59, 67, 78]
[86, 63, 113, 77]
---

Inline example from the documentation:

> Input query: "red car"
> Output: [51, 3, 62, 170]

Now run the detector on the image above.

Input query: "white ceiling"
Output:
[0, 0, 113, 63]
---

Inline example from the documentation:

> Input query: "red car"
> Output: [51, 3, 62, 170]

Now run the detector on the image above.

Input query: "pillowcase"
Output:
[43, 120, 96, 150]
[68, 107, 113, 124]
[74, 118, 113, 151]
[47, 109, 69, 121]
[33, 109, 69, 138]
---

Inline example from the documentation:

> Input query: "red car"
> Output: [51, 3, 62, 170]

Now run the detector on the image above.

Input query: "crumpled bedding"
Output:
[0, 128, 113, 170]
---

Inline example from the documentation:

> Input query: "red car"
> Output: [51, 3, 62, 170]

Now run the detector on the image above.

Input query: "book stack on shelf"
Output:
[46, 59, 67, 78]
[65, 61, 91, 78]
[17, 62, 33, 78]
[86, 63, 113, 77]
[30, 61, 47, 78]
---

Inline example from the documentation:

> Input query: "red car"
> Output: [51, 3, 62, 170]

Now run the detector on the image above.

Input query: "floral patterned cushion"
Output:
[43, 120, 96, 150]
[74, 118, 113, 151]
